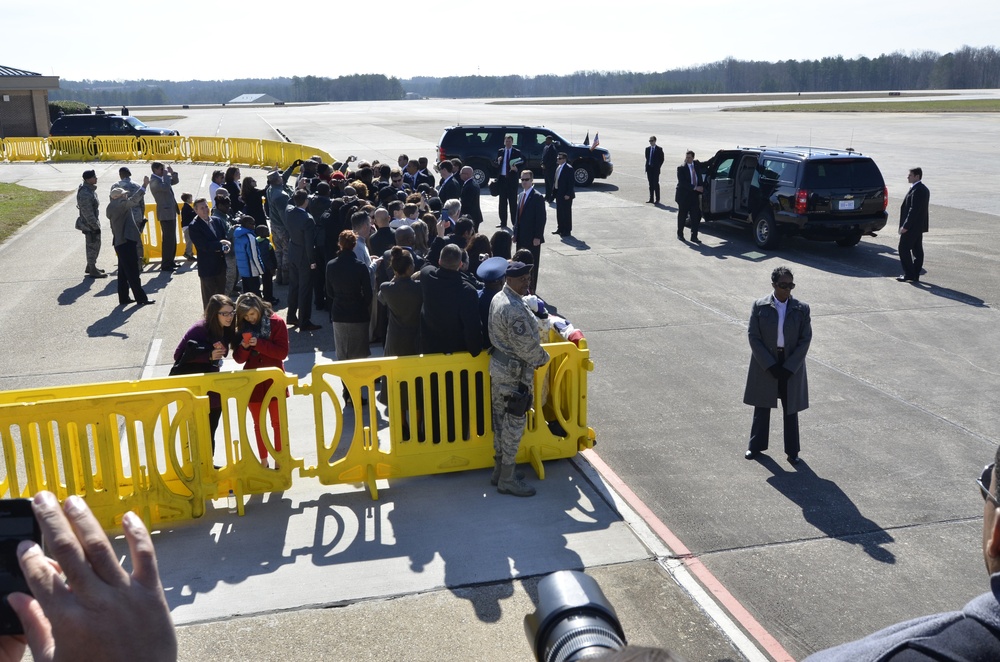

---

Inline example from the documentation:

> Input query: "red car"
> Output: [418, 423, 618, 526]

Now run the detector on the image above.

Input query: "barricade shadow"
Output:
[759, 456, 896, 563]
[140, 459, 611, 622]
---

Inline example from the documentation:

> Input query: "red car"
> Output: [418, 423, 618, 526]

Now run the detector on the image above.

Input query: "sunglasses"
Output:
[979, 463, 1000, 507]
[774, 282, 795, 290]
[521, 178, 531, 182]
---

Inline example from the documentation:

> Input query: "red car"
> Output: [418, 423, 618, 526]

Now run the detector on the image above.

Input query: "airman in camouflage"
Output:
[76, 170, 106, 278]
[488, 261, 550, 497]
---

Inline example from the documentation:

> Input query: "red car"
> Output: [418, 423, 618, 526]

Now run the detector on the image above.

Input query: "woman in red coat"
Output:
[233, 292, 289, 467]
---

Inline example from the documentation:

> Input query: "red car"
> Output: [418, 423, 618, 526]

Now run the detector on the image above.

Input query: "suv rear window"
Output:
[802, 159, 884, 189]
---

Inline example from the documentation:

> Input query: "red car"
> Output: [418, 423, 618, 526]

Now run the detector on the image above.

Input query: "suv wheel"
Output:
[471, 164, 489, 187]
[835, 233, 862, 247]
[573, 163, 594, 187]
[753, 210, 778, 249]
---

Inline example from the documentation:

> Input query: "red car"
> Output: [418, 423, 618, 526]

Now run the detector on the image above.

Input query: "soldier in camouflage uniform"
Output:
[488, 261, 550, 497]
[77, 170, 107, 278]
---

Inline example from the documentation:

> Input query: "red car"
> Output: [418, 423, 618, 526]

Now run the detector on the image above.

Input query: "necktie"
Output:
[690, 164, 696, 186]
[518, 191, 526, 218]
[649, 147, 654, 165]
[503, 149, 510, 175]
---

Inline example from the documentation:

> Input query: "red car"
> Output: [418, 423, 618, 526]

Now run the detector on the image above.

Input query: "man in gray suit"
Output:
[148, 162, 179, 272]
[743, 266, 811, 464]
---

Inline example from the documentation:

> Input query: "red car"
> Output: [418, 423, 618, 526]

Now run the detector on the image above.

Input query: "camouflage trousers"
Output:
[84, 230, 102, 269]
[490, 371, 531, 465]
[271, 225, 290, 284]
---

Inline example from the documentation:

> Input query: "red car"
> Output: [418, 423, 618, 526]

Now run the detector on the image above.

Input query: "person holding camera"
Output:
[488, 261, 550, 497]
[187, 198, 232, 309]
[1, 492, 177, 662]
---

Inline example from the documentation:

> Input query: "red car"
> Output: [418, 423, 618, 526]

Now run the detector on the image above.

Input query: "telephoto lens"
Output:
[524, 570, 627, 662]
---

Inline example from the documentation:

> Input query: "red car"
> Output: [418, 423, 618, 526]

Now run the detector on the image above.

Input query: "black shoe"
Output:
[551, 230, 562, 235]
[138, 299, 156, 306]
[691, 237, 702, 244]
[646, 199, 654, 204]
[655, 198, 660, 203]
[745, 450, 758, 460]
[160, 265, 176, 272]
[677, 233, 685, 240]
[85, 272, 108, 279]
[301, 322, 322, 332]
[787, 455, 800, 465]
[286, 317, 299, 327]
[896, 275, 909, 282]
[118, 299, 135, 306]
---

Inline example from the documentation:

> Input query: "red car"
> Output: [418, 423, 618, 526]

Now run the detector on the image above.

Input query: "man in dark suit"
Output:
[541, 136, 559, 202]
[188, 198, 231, 309]
[551, 152, 575, 237]
[496, 135, 522, 229]
[644, 136, 665, 203]
[513, 169, 546, 292]
[436, 160, 462, 204]
[897, 167, 930, 282]
[675, 150, 704, 243]
[459, 166, 484, 231]
[285, 189, 321, 331]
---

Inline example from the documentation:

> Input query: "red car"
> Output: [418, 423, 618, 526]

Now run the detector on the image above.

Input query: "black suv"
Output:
[49, 113, 179, 138]
[699, 146, 887, 248]
[436, 125, 613, 187]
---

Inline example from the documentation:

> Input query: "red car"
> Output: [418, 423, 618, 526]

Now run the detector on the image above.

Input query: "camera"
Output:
[525, 571, 626, 662]
[0, 498, 41, 635]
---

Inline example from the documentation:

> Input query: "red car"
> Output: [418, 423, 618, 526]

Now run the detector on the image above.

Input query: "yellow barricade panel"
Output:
[137, 136, 187, 161]
[1, 137, 48, 162]
[187, 136, 229, 163]
[94, 135, 139, 161]
[260, 140, 288, 169]
[227, 138, 264, 167]
[0, 389, 210, 530]
[48, 136, 96, 161]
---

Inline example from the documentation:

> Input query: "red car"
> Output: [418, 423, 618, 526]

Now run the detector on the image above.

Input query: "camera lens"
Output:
[525, 571, 626, 662]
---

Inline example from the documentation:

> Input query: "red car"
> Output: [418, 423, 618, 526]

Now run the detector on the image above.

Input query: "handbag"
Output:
[488, 179, 500, 197]
[168, 340, 217, 376]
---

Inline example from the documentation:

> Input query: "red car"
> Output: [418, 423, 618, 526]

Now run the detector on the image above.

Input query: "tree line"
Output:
[50, 74, 405, 106]
[51, 46, 999, 106]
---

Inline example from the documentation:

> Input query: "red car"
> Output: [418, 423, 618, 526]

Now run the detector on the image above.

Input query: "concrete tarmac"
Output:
[2, 93, 1000, 660]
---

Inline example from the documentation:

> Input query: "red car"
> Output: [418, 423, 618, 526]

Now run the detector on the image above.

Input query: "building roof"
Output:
[0, 65, 43, 77]
[228, 93, 282, 104]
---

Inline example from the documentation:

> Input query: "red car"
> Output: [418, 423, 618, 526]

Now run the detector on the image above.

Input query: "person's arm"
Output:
[250, 317, 290, 361]
[747, 300, 778, 372]
[462, 289, 484, 357]
[5, 492, 176, 662]
[360, 263, 373, 310]
[781, 302, 812, 374]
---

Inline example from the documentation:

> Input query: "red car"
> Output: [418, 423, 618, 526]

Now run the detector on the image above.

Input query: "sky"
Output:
[7, 0, 1000, 82]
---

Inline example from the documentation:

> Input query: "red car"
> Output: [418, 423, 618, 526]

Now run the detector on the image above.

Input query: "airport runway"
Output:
[2, 93, 1000, 660]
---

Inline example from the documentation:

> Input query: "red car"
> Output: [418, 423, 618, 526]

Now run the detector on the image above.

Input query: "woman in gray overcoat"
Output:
[743, 266, 812, 463]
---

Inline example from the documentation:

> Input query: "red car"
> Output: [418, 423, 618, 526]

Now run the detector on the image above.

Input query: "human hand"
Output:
[142, 176, 150, 186]
[7, 492, 176, 662]
[0, 634, 26, 662]
[899, 227, 907, 235]
[533, 238, 540, 247]
[248, 336, 257, 347]
[766, 365, 783, 379]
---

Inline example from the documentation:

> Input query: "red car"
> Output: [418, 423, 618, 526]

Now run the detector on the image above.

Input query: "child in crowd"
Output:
[255, 225, 278, 305]
[180, 192, 196, 261]
[233, 215, 264, 297]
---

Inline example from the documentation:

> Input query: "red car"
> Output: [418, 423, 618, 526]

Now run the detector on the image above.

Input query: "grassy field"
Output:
[726, 99, 1000, 112]
[0, 183, 71, 244]
[494, 92, 950, 105]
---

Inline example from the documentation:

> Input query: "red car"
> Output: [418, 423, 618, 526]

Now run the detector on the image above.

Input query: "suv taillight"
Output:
[795, 189, 808, 215]
[883, 186, 888, 211]
[438, 146, 447, 162]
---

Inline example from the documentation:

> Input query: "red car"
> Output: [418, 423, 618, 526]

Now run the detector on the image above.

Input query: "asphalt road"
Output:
[3, 94, 1000, 660]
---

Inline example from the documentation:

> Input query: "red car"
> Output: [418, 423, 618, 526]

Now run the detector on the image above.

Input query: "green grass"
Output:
[0, 183, 72, 244]
[726, 99, 1000, 112]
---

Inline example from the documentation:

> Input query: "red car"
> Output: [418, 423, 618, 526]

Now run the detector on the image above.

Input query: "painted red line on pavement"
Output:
[581, 449, 795, 662]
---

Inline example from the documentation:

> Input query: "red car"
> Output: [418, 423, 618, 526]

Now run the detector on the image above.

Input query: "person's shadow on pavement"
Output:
[759, 455, 896, 564]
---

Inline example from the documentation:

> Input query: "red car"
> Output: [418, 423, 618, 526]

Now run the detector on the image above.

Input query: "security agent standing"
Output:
[645, 136, 665, 203]
[148, 162, 180, 272]
[76, 169, 107, 278]
[488, 261, 550, 497]
[675, 150, 704, 243]
[743, 266, 811, 465]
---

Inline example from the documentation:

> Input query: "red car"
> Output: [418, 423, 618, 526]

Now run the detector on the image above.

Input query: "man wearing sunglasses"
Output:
[805, 458, 1000, 659]
[743, 266, 811, 464]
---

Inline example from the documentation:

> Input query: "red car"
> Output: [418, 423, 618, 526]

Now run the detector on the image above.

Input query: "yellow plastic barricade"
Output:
[227, 138, 264, 167]
[139, 202, 189, 263]
[0, 369, 298, 521]
[137, 135, 186, 162]
[296, 339, 594, 500]
[0, 137, 48, 162]
[260, 139, 288, 169]
[187, 136, 229, 163]
[48, 136, 96, 161]
[95, 135, 139, 161]
[0, 389, 211, 530]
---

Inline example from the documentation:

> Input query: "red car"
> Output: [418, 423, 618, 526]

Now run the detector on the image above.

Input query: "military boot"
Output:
[490, 458, 525, 487]
[497, 463, 535, 497]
